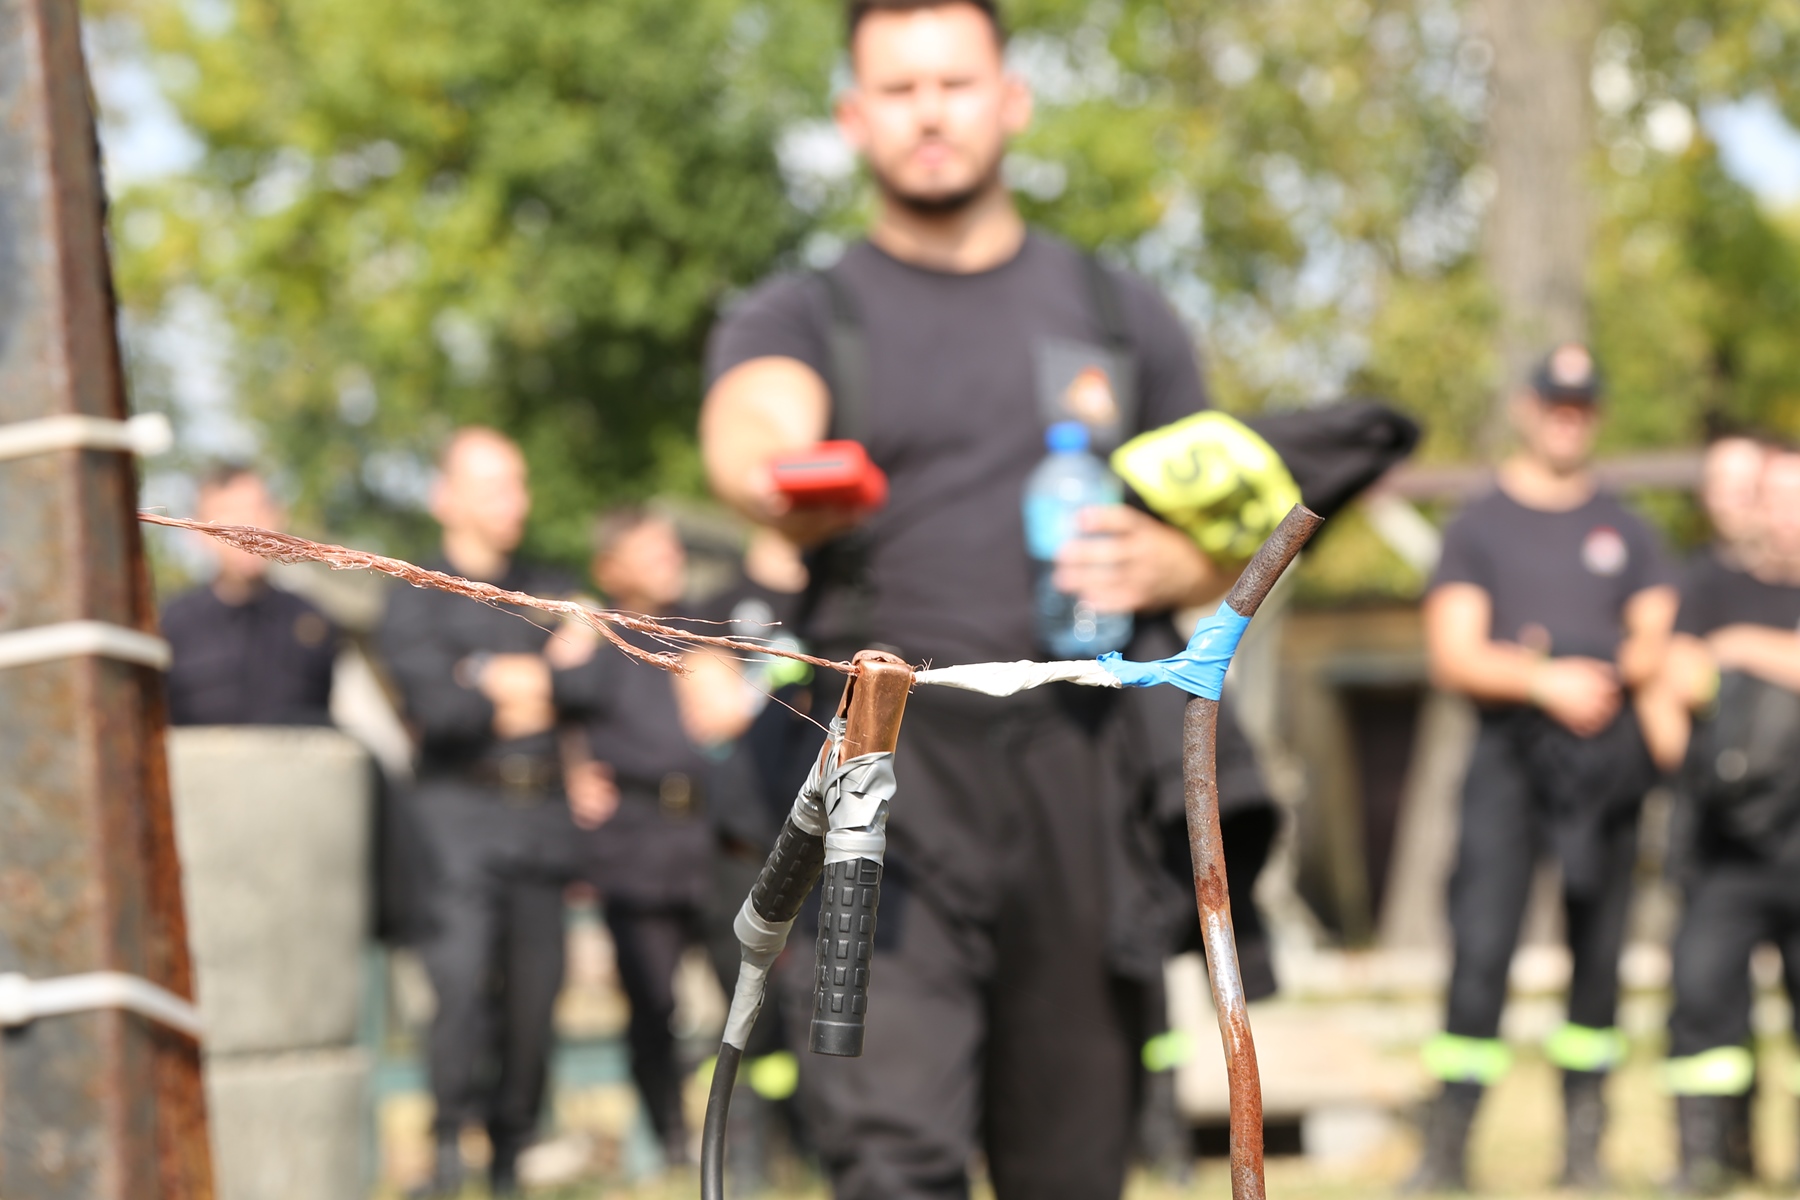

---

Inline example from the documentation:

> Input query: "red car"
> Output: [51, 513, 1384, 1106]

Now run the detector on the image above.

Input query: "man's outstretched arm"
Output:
[701, 355, 863, 547]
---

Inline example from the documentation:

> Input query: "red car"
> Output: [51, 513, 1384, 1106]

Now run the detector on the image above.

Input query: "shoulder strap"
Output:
[802, 266, 876, 655]
[1079, 252, 1141, 437]
[816, 266, 869, 445]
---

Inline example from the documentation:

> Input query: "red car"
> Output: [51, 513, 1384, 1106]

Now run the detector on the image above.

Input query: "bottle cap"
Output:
[1046, 421, 1090, 453]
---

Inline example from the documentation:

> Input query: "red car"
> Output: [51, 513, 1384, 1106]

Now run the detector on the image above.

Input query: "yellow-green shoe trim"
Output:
[747, 1051, 799, 1100]
[1422, 1033, 1512, 1085]
[1142, 1029, 1195, 1074]
[1545, 1023, 1626, 1073]
[1663, 1046, 1755, 1096]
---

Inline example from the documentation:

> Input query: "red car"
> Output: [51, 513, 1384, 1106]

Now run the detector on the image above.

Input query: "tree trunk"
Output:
[1479, 0, 1598, 450]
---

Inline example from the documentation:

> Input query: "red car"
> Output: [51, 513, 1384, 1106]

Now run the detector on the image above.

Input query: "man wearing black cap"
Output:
[1409, 343, 1678, 1190]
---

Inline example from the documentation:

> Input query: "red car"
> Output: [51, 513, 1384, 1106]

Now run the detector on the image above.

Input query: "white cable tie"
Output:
[913, 658, 1123, 697]
[0, 971, 203, 1040]
[0, 621, 172, 671]
[0, 412, 174, 463]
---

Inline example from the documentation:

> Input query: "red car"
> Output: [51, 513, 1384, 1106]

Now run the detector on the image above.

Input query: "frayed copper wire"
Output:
[140, 513, 859, 679]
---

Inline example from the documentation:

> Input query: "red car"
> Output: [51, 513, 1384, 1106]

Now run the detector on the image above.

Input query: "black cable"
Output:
[701, 809, 829, 1199]
[700, 1042, 743, 1200]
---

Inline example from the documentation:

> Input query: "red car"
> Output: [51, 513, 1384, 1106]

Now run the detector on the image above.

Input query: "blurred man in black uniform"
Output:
[378, 428, 609, 1197]
[1643, 445, 1800, 1192]
[162, 465, 337, 725]
[566, 508, 739, 1167]
[1411, 345, 1677, 1190]
[699, 3, 1252, 1194]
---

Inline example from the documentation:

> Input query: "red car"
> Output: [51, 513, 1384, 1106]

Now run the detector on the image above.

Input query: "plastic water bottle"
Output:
[1023, 421, 1133, 658]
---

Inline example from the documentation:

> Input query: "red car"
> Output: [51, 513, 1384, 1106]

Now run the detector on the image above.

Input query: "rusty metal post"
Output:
[0, 0, 213, 1196]
[1184, 505, 1322, 1200]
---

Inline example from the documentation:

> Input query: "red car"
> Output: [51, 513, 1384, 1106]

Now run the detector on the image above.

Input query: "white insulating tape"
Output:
[0, 412, 174, 463]
[0, 971, 203, 1040]
[0, 621, 172, 671]
[913, 658, 1122, 697]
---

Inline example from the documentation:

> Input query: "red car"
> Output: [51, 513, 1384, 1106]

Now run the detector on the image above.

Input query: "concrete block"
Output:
[207, 1048, 370, 1200]
[169, 727, 371, 1055]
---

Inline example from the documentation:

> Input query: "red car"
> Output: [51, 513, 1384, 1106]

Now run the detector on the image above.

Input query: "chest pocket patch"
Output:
[1582, 526, 1629, 577]
[1034, 337, 1134, 453]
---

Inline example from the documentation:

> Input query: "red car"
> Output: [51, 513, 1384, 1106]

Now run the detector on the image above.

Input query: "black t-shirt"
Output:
[1429, 488, 1673, 661]
[1675, 546, 1800, 637]
[162, 583, 337, 726]
[377, 559, 603, 775]
[705, 232, 1209, 667]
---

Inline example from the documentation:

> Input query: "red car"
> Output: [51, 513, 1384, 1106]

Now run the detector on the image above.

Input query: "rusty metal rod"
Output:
[1184, 504, 1322, 1200]
[0, 0, 213, 1195]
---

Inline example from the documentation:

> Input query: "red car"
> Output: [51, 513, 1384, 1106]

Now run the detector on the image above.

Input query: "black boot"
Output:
[1406, 1082, 1483, 1192]
[1558, 1070, 1608, 1189]
[1722, 1087, 1754, 1181]
[410, 1136, 464, 1199]
[488, 1131, 526, 1198]
[1671, 1095, 1732, 1195]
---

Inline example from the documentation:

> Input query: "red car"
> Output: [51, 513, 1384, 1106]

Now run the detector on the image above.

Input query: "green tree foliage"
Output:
[114, 0, 838, 561]
[111, 0, 1800, 581]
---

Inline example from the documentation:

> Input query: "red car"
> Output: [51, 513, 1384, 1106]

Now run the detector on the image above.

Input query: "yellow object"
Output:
[1663, 1046, 1756, 1096]
[1110, 412, 1302, 563]
[747, 1051, 800, 1100]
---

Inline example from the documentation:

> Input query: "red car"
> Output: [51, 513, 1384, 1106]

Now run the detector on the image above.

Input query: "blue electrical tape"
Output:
[1098, 602, 1250, 700]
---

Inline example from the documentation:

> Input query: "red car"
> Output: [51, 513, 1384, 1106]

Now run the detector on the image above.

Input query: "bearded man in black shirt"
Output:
[1643, 446, 1800, 1191]
[700, 1, 1246, 1195]
[1411, 344, 1678, 1190]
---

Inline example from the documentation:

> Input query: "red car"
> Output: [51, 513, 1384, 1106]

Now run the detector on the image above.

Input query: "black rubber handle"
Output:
[751, 815, 827, 924]
[811, 856, 882, 1056]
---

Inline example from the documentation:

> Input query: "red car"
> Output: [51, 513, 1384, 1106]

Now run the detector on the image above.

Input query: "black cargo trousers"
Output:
[784, 684, 1147, 1200]
[1430, 707, 1651, 1083]
[410, 776, 581, 1150]
[1667, 864, 1800, 1065]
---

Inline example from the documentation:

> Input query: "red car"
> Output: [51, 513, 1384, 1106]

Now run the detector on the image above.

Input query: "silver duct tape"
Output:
[723, 960, 773, 1051]
[725, 898, 798, 1051]
[824, 828, 887, 866]
[821, 751, 895, 865]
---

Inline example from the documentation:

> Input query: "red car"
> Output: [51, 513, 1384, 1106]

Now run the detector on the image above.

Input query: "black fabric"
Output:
[1668, 865, 1800, 1056]
[1443, 716, 1642, 1039]
[1506, 707, 1658, 896]
[1431, 489, 1675, 662]
[706, 233, 1209, 669]
[1242, 400, 1420, 523]
[377, 558, 606, 776]
[779, 689, 1140, 1200]
[1676, 546, 1800, 638]
[1671, 554, 1800, 868]
[605, 905, 696, 1150]
[377, 557, 606, 1144]
[573, 629, 717, 908]
[410, 780, 579, 1145]
[161, 583, 337, 726]
[578, 638, 708, 790]
[1679, 672, 1800, 868]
